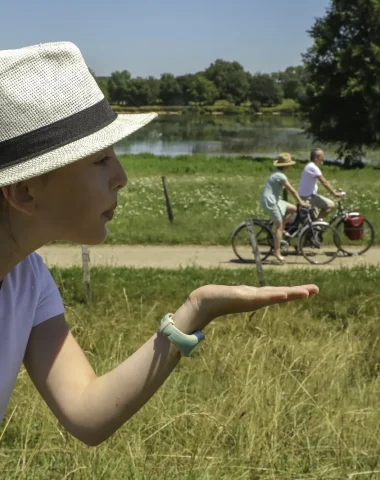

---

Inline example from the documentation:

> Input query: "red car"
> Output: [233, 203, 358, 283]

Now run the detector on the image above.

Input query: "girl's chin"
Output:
[65, 226, 108, 246]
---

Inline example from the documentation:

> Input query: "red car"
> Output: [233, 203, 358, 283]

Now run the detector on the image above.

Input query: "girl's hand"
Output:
[173, 284, 319, 333]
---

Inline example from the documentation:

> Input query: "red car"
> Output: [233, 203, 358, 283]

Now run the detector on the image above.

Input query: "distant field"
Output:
[98, 154, 380, 245]
[111, 99, 301, 115]
[260, 98, 299, 114]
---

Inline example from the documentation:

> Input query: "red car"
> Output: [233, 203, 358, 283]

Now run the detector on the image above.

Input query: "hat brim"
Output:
[273, 159, 296, 167]
[0, 112, 157, 186]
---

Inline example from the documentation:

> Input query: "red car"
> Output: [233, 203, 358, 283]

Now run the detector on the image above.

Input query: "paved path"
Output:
[36, 245, 380, 270]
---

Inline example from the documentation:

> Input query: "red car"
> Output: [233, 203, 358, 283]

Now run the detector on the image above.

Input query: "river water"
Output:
[114, 114, 380, 163]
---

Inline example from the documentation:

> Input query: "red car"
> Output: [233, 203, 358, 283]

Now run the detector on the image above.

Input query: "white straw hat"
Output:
[0, 41, 157, 187]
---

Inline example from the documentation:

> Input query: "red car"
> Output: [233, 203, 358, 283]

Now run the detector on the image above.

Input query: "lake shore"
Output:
[112, 113, 380, 164]
[111, 98, 300, 116]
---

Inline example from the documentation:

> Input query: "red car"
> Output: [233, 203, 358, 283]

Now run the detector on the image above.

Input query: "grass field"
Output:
[100, 154, 380, 245]
[2, 266, 380, 479]
[260, 99, 299, 114]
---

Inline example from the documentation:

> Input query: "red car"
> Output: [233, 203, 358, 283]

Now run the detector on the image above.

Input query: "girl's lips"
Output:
[102, 209, 114, 220]
[102, 202, 117, 220]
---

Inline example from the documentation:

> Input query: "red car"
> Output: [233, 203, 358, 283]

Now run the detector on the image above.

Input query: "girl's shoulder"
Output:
[27, 252, 45, 272]
[16, 252, 45, 274]
[9, 252, 47, 289]
[1, 253, 49, 322]
[5, 252, 64, 326]
[270, 171, 287, 181]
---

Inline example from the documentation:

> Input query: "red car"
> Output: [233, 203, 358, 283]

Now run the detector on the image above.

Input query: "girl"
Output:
[260, 153, 310, 263]
[0, 42, 318, 446]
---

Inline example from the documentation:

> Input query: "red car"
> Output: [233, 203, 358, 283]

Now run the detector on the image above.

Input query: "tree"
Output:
[177, 74, 218, 105]
[302, 0, 380, 154]
[272, 66, 308, 101]
[249, 73, 283, 106]
[159, 73, 183, 105]
[129, 76, 160, 106]
[176, 74, 193, 104]
[189, 75, 218, 104]
[107, 70, 133, 104]
[204, 59, 250, 104]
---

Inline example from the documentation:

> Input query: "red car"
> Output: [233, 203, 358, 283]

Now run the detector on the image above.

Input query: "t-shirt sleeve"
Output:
[31, 255, 65, 327]
[311, 164, 322, 177]
[277, 172, 287, 183]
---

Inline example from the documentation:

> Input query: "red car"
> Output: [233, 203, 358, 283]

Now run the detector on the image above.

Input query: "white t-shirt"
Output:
[298, 162, 322, 197]
[0, 253, 64, 423]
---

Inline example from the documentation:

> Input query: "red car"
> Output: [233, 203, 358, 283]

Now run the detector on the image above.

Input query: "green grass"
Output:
[260, 99, 300, 114]
[2, 266, 380, 479]
[111, 100, 301, 116]
[101, 154, 380, 245]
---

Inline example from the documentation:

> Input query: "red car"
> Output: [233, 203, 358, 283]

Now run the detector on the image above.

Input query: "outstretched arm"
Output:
[24, 284, 318, 446]
[318, 175, 343, 198]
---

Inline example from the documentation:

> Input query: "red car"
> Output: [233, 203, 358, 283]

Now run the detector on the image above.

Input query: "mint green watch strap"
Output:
[159, 313, 205, 357]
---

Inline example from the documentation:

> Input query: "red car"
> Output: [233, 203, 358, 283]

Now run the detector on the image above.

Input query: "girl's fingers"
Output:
[236, 284, 319, 301]
[199, 284, 319, 318]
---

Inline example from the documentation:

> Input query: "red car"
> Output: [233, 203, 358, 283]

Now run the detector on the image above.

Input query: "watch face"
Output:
[193, 331, 205, 342]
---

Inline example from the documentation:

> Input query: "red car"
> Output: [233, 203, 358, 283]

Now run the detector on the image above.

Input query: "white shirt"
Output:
[298, 162, 322, 197]
[0, 253, 64, 423]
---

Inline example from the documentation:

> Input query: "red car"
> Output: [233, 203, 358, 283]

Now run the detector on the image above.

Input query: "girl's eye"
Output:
[95, 156, 111, 166]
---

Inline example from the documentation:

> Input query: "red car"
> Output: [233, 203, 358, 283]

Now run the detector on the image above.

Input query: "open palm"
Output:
[173, 283, 319, 332]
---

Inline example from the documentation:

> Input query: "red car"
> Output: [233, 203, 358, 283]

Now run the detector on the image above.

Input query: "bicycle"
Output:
[327, 191, 375, 256]
[231, 206, 341, 265]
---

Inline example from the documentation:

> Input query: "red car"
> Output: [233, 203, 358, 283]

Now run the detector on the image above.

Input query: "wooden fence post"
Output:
[162, 176, 174, 223]
[246, 219, 266, 287]
[81, 245, 92, 302]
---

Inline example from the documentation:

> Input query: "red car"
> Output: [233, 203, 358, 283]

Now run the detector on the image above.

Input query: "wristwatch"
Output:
[159, 313, 205, 357]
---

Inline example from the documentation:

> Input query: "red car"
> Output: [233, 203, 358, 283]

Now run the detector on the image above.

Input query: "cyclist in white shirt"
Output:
[298, 149, 344, 220]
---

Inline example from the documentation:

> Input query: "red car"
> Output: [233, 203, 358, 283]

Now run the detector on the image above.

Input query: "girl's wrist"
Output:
[171, 300, 210, 335]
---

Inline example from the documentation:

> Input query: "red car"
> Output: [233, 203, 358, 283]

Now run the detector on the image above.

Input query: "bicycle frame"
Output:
[328, 199, 352, 226]
[285, 210, 331, 249]
[255, 207, 330, 249]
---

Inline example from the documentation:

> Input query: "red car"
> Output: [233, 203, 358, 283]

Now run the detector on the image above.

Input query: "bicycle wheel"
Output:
[299, 223, 341, 265]
[231, 221, 274, 263]
[335, 217, 375, 255]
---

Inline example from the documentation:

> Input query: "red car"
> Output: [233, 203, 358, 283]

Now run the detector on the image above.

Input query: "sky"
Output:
[0, 0, 331, 77]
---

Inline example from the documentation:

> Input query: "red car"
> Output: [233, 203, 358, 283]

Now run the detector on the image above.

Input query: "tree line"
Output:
[94, 0, 380, 155]
[93, 62, 307, 109]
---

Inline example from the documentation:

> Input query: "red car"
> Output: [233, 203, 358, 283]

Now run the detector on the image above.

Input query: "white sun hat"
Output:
[0, 41, 157, 187]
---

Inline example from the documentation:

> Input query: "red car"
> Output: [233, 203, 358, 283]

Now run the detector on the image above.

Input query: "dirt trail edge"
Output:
[37, 245, 380, 270]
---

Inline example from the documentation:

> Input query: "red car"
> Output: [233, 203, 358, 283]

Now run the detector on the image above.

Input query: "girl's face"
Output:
[31, 146, 127, 245]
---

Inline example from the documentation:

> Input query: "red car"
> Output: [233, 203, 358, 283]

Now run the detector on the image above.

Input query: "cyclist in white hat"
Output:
[0, 42, 318, 445]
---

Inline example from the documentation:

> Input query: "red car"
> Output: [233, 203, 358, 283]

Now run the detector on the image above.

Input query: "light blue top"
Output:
[260, 171, 287, 209]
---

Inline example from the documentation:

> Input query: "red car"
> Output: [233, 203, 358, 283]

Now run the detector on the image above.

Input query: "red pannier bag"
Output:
[344, 213, 365, 240]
